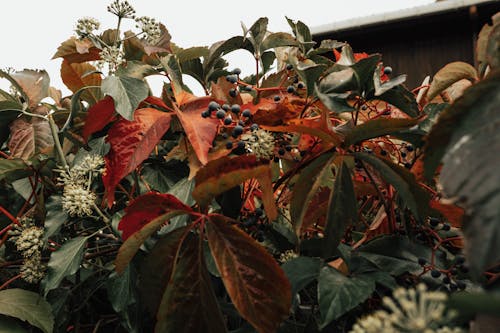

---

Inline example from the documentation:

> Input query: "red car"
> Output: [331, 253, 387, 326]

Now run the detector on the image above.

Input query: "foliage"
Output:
[0, 2, 499, 332]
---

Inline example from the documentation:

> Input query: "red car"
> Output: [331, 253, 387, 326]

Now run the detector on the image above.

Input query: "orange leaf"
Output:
[103, 108, 172, 207]
[174, 96, 219, 165]
[207, 214, 291, 333]
[243, 96, 303, 126]
[430, 200, 464, 228]
[52, 37, 101, 63]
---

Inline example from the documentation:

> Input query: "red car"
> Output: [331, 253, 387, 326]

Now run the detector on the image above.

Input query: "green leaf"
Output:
[318, 266, 375, 328]
[353, 152, 430, 221]
[0, 288, 54, 333]
[176, 46, 209, 63]
[286, 17, 315, 53]
[260, 32, 298, 52]
[116, 61, 158, 79]
[244, 17, 268, 54]
[376, 85, 419, 118]
[351, 54, 380, 93]
[430, 71, 500, 277]
[204, 36, 253, 74]
[290, 153, 335, 235]
[42, 236, 89, 296]
[207, 214, 291, 333]
[282, 256, 322, 305]
[289, 55, 328, 96]
[155, 233, 227, 333]
[43, 195, 67, 240]
[324, 160, 357, 259]
[0, 159, 32, 182]
[0, 100, 23, 145]
[0, 316, 28, 333]
[373, 63, 407, 96]
[344, 118, 419, 146]
[448, 292, 500, 316]
[101, 76, 149, 120]
[107, 265, 137, 313]
[160, 54, 184, 95]
[418, 103, 449, 133]
[61, 85, 100, 132]
[427, 62, 478, 101]
[355, 235, 432, 275]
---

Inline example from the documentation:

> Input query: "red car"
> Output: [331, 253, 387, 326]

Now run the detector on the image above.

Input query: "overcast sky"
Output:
[0, 0, 434, 95]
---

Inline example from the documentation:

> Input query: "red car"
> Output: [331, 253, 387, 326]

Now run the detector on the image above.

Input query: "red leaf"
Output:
[174, 96, 219, 165]
[118, 192, 193, 240]
[52, 37, 101, 63]
[141, 95, 169, 110]
[207, 214, 291, 333]
[103, 108, 172, 207]
[82, 96, 116, 142]
[193, 155, 278, 220]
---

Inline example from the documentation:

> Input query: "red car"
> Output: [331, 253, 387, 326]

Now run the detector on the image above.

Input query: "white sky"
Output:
[0, 0, 434, 95]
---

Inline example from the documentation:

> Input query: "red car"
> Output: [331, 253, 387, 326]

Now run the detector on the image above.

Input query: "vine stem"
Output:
[0, 274, 22, 290]
[0, 205, 20, 225]
[47, 112, 69, 170]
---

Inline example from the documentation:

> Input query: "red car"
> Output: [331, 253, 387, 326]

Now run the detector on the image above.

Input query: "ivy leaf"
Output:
[193, 155, 277, 220]
[318, 266, 375, 329]
[290, 152, 335, 235]
[10, 70, 50, 109]
[0, 289, 54, 333]
[282, 256, 322, 305]
[60, 59, 101, 104]
[206, 214, 291, 333]
[103, 108, 172, 207]
[82, 96, 116, 142]
[101, 76, 149, 121]
[376, 85, 419, 118]
[117, 192, 193, 241]
[8, 107, 54, 160]
[106, 265, 137, 313]
[42, 236, 89, 296]
[427, 62, 478, 101]
[43, 195, 67, 241]
[260, 32, 298, 52]
[324, 160, 357, 259]
[373, 63, 407, 96]
[174, 96, 219, 165]
[115, 193, 194, 274]
[155, 233, 227, 333]
[429, 72, 500, 277]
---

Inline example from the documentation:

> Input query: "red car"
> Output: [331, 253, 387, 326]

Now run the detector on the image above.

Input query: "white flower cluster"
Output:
[58, 154, 104, 217]
[350, 284, 465, 333]
[99, 45, 125, 73]
[107, 0, 136, 19]
[10, 221, 46, 284]
[279, 250, 298, 264]
[135, 16, 162, 44]
[74, 17, 100, 39]
[241, 129, 276, 160]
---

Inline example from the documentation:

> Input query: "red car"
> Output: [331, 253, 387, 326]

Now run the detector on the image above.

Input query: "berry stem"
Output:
[0, 274, 22, 290]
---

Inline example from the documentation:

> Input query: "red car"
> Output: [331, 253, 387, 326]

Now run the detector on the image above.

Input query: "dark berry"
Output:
[429, 217, 440, 227]
[237, 141, 245, 149]
[449, 283, 458, 292]
[216, 110, 226, 119]
[224, 117, 232, 125]
[297, 82, 305, 89]
[418, 258, 427, 266]
[255, 207, 264, 217]
[383, 66, 393, 75]
[286, 63, 293, 70]
[222, 133, 228, 139]
[456, 281, 466, 290]
[208, 101, 220, 111]
[232, 125, 243, 138]
[285, 145, 292, 152]
[293, 76, 299, 84]
[278, 148, 285, 156]
[380, 150, 387, 156]
[300, 150, 306, 157]
[201, 110, 210, 118]
[221, 104, 230, 111]
[442, 223, 451, 231]
[242, 85, 253, 92]
[273, 95, 281, 102]
[243, 216, 257, 227]
[406, 145, 414, 152]
[250, 123, 259, 131]
[231, 68, 241, 75]
[238, 120, 245, 126]
[443, 276, 451, 284]
[231, 104, 241, 114]
[361, 105, 368, 110]
[404, 162, 412, 169]
[242, 109, 251, 117]
[225, 141, 233, 149]
[226, 74, 238, 83]
[287, 85, 295, 93]
[401, 152, 407, 158]
[229, 88, 238, 97]
[431, 270, 441, 278]
[273, 156, 280, 163]
[256, 231, 264, 242]
[455, 256, 465, 265]
[450, 268, 458, 275]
